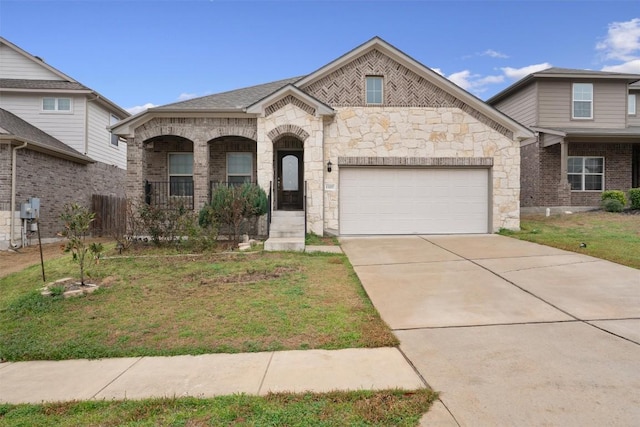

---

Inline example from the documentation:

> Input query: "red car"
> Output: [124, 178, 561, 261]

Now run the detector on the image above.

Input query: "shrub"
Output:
[602, 198, 624, 213]
[202, 183, 268, 243]
[137, 203, 188, 246]
[601, 190, 627, 206]
[629, 188, 640, 210]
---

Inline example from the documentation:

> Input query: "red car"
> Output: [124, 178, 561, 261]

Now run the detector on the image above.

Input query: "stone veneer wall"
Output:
[322, 107, 520, 232]
[0, 147, 125, 249]
[257, 104, 325, 235]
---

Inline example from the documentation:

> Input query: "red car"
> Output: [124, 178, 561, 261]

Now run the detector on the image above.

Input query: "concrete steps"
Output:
[264, 211, 305, 252]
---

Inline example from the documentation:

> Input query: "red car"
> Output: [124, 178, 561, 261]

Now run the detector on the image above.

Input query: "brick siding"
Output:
[7, 148, 125, 239]
[525, 140, 634, 207]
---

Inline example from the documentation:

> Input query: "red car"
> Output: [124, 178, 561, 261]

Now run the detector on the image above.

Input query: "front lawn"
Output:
[0, 249, 397, 361]
[0, 389, 437, 427]
[501, 211, 640, 269]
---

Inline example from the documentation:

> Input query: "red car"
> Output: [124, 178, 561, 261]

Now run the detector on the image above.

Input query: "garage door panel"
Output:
[339, 168, 489, 235]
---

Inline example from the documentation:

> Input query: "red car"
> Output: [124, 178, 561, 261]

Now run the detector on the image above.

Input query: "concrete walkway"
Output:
[0, 347, 424, 404]
[341, 235, 640, 426]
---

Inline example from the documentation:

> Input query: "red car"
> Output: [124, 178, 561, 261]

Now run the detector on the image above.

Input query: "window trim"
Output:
[568, 156, 604, 192]
[572, 83, 593, 120]
[110, 114, 120, 147]
[167, 152, 194, 197]
[226, 152, 253, 185]
[42, 97, 72, 113]
[629, 94, 637, 116]
[365, 76, 384, 105]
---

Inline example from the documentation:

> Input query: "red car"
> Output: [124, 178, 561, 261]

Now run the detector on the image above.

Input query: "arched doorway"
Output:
[274, 136, 303, 210]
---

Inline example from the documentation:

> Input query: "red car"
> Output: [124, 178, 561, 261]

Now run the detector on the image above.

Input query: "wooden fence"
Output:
[91, 194, 127, 236]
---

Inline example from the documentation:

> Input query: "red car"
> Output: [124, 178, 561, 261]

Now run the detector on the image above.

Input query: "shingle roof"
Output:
[154, 77, 303, 110]
[534, 67, 637, 77]
[0, 108, 92, 162]
[0, 79, 89, 91]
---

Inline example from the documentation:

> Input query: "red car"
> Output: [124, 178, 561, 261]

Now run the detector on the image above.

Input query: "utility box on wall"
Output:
[20, 197, 40, 219]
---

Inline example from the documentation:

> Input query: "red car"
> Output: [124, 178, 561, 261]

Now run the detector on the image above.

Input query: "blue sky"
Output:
[1, 0, 639, 114]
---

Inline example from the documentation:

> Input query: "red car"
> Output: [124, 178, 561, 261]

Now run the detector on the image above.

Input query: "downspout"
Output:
[10, 141, 28, 248]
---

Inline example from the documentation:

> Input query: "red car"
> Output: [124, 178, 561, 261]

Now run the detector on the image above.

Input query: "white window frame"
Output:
[572, 83, 593, 119]
[567, 156, 604, 192]
[365, 76, 383, 105]
[168, 152, 194, 197]
[629, 94, 637, 116]
[110, 114, 120, 147]
[42, 97, 72, 113]
[226, 152, 253, 186]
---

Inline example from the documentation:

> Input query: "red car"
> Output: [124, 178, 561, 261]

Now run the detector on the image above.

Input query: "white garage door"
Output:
[340, 167, 489, 235]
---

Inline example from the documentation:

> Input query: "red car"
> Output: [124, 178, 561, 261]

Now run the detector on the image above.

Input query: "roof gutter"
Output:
[9, 140, 27, 248]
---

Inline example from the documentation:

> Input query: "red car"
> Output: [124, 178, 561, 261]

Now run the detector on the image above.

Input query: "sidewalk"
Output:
[0, 347, 425, 404]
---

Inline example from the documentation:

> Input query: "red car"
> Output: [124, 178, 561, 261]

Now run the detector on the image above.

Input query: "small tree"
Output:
[59, 203, 102, 285]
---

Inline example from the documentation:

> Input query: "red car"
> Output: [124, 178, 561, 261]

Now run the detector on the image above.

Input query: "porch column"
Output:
[558, 140, 571, 205]
[126, 137, 147, 204]
[193, 137, 209, 210]
[256, 118, 273, 198]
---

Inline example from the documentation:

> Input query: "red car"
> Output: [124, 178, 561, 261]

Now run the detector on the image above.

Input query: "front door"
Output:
[277, 151, 303, 210]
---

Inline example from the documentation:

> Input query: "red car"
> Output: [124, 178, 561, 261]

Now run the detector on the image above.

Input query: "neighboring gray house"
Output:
[112, 37, 532, 249]
[488, 68, 640, 210]
[0, 37, 129, 249]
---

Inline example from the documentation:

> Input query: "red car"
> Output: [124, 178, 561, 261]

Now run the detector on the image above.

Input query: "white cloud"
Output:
[501, 62, 552, 80]
[601, 59, 640, 73]
[481, 49, 509, 59]
[448, 70, 473, 90]
[446, 70, 504, 93]
[431, 67, 445, 76]
[177, 92, 198, 101]
[126, 102, 157, 115]
[596, 18, 640, 61]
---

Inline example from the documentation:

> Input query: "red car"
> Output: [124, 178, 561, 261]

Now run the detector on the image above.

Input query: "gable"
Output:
[265, 95, 316, 117]
[300, 48, 514, 138]
[0, 43, 63, 80]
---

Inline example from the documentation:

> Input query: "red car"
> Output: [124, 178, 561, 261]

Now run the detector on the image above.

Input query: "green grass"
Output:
[500, 211, 640, 269]
[305, 232, 339, 246]
[0, 389, 437, 427]
[0, 249, 397, 361]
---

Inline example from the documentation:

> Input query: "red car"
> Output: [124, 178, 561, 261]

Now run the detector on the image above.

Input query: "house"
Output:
[111, 37, 532, 249]
[487, 68, 640, 211]
[0, 37, 129, 250]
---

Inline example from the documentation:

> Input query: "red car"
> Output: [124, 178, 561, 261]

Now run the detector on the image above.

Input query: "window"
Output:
[227, 153, 253, 185]
[572, 83, 593, 119]
[110, 114, 120, 147]
[568, 157, 604, 191]
[42, 97, 71, 112]
[168, 153, 193, 196]
[366, 76, 383, 104]
[629, 94, 637, 115]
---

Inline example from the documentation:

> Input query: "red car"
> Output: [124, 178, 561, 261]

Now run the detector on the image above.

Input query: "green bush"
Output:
[59, 203, 103, 285]
[202, 183, 268, 243]
[629, 188, 640, 210]
[602, 198, 624, 213]
[601, 190, 627, 206]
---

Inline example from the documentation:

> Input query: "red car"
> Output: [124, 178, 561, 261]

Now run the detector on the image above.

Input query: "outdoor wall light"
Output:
[327, 160, 333, 173]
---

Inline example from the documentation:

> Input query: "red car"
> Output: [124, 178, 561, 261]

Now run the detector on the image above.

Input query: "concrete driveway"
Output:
[341, 235, 640, 426]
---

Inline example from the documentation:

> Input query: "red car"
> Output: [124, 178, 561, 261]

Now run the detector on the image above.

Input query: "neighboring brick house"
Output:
[488, 68, 640, 210]
[0, 37, 129, 249]
[112, 37, 532, 248]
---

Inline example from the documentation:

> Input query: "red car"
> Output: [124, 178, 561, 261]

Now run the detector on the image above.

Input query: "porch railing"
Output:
[304, 180, 308, 234]
[144, 180, 194, 210]
[267, 181, 272, 236]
